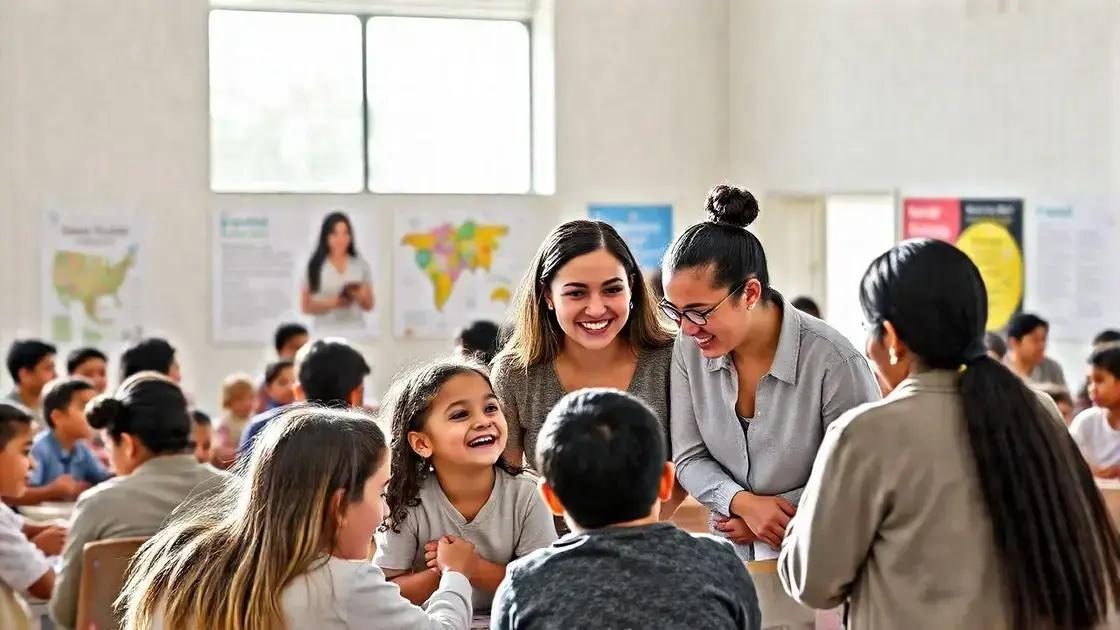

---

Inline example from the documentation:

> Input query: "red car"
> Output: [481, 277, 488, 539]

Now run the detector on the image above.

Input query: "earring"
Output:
[747, 301, 756, 311]
[547, 302, 554, 311]
[889, 348, 899, 366]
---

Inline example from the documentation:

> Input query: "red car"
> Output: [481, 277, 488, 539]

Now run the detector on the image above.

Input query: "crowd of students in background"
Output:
[0, 185, 1118, 630]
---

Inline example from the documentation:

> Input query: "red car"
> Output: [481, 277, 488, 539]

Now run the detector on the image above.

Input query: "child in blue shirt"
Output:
[15, 379, 110, 506]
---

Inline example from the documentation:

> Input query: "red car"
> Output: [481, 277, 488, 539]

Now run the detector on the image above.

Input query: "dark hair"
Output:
[984, 332, 1008, 360]
[791, 296, 821, 319]
[506, 220, 671, 369]
[457, 321, 501, 365]
[190, 409, 212, 427]
[264, 360, 295, 386]
[295, 339, 369, 405]
[1035, 383, 1073, 409]
[646, 267, 665, 302]
[273, 323, 309, 354]
[120, 338, 176, 381]
[66, 347, 107, 375]
[538, 389, 664, 529]
[6, 339, 57, 382]
[860, 238, 1120, 629]
[0, 403, 33, 450]
[42, 378, 95, 429]
[664, 185, 776, 303]
[1093, 329, 1120, 347]
[1007, 313, 1049, 341]
[1089, 344, 1120, 380]
[380, 357, 520, 532]
[306, 212, 358, 293]
[86, 372, 192, 454]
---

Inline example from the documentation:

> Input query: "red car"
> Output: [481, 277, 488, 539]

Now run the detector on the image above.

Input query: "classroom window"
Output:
[209, 10, 365, 193]
[208, 10, 535, 194]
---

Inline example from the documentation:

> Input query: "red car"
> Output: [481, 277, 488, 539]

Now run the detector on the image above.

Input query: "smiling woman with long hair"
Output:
[779, 238, 1120, 629]
[300, 212, 375, 330]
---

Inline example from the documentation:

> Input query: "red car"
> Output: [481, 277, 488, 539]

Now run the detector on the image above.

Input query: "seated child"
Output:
[1036, 383, 1074, 426]
[190, 409, 214, 464]
[66, 347, 108, 394]
[0, 402, 60, 625]
[118, 404, 475, 629]
[374, 357, 558, 612]
[10, 379, 109, 507]
[491, 389, 762, 630]
[261, 360, 296, 411]
[211, 374, 257, 469]
[1070, 344, 1120, 478]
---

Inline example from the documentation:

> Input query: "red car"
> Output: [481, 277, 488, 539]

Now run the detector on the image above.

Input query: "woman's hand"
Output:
[713, 515, 757, 545]
[731, 492, 797, 548]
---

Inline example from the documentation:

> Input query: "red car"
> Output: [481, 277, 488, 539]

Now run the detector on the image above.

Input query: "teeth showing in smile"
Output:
[468, 436, 497, 447]
[579, 320, 610, 331]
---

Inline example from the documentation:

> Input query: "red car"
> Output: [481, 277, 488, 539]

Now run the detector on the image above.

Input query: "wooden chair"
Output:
[75, 536, 148, 630]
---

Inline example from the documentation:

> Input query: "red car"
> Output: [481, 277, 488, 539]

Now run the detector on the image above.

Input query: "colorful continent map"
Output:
[401, 221, 511, 311]
[52, 246, 136, 322]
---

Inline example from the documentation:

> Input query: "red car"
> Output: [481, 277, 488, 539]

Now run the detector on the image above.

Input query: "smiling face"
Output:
[662, 266, 755, 358]
[408, 371, 507, 468]
[72, 357, 108, 394]
[328, 220, 352, 257]
[546, 248, 632, 353]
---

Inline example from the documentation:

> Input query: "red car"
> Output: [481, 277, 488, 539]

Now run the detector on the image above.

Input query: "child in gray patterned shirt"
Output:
[491, 389, 761, 630]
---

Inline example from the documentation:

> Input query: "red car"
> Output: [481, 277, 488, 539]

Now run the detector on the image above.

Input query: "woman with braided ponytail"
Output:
[779, 238, 1120, 629]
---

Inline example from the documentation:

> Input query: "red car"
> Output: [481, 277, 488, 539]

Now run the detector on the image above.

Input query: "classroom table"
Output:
[1097, 478, 1120, 528]
[21, 502, 75, 523]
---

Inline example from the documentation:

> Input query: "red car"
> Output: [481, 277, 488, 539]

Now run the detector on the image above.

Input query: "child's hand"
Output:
[436, 535, 478, 578]
[424, 540, 441, 572]
[32, 525, 66, 556]
[713, 515, 757, 545]
[48, 474, 81, 501]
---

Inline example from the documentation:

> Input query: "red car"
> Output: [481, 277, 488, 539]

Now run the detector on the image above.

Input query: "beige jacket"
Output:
[779, 369, 1115, 629]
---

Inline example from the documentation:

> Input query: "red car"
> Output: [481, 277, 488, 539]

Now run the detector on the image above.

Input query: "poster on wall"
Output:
[41, 210, 145, 347]
[1031, 205, 1120, 341]
[211, 208, 380, 343]
[901, 197, 1024, 331]
[587, 204, 674, 271]
[393, 207, 535, 339]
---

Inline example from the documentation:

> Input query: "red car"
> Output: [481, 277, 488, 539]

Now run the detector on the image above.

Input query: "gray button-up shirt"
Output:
[670, 300, 880, 559]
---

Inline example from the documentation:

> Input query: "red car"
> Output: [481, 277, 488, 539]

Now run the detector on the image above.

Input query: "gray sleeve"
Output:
[514, 483, 558, 558]
[373, 513, 420, 572]
[348, 564, 472, 630]
[492, 358, 525, 465]
[49, 493, 105, 628]
[821, 357, 881, 430]
[669, 340, 744, 517]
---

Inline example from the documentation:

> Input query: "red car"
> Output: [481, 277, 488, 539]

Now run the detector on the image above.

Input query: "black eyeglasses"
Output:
[659, 281, 747, 326]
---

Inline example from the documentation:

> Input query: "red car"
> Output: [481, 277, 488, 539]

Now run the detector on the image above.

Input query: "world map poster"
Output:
[40, 210, 145, 346]
[393, 207, 533, 339]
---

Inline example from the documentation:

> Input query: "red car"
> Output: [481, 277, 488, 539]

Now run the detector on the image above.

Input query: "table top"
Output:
[20, 501, 75, 523]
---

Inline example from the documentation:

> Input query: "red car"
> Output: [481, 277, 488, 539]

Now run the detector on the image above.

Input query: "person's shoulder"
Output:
[640, 342, 675, 369]
[30, 429, 54, 447]
[502, 469, 542, 498]
[505, 540, 560, 579]
[74, 474, 130, 512]
[1070, 407, 1103, 434]
[490, 350, 526, 382]
[683, 530, 745, 565]
[797, 313, 864, 364]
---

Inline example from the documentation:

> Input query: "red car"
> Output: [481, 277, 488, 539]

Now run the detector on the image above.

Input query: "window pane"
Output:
[366, 17, 531, 193]
[209, 10, 364, 193]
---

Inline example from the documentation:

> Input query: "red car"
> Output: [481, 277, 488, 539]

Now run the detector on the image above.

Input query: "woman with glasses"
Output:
[779, 238, 1120, 629]
[491, 220, 688, 520]
[662, 184, 880, 560]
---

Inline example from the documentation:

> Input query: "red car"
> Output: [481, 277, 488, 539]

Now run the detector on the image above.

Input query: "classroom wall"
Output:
[727, 0, 1120, 380]
[0, 0, 729, 411]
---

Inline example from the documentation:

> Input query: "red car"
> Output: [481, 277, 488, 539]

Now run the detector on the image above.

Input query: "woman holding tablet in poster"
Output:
[300, 212, 375, 330]
[661, 185, 880, 561]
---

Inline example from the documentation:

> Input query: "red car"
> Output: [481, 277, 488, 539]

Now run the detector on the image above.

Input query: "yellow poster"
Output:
[956, 221, 1023, 331]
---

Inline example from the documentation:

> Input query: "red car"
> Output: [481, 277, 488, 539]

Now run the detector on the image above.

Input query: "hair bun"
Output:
[705, 184, 760, 228]
[86, 395, 123, 430]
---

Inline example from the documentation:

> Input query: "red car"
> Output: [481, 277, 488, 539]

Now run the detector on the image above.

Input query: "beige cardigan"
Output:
[779, 369, 1115, 629]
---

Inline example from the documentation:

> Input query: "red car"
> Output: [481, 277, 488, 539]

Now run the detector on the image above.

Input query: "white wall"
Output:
[0, 0, 730, 410]
[727, 0, 1120, 381]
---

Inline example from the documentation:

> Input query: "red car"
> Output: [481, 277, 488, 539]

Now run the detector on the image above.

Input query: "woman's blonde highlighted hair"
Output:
[117, 404, 387, 630]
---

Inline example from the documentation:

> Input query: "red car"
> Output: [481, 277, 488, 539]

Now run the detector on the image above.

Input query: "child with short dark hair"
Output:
[66, 347, 108, 394]
[5, 340, 58, 430]
[455, 321, 500, 365]
[374, 357, 557, 612]
[1070, 345, 1120, 478]
[1004, 313, 1066, 386]
[1036, 383, 1074, 425]
[491, 389, 762, 630]
[261, 360, 296, 411]
[190, 409, 214, 464]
